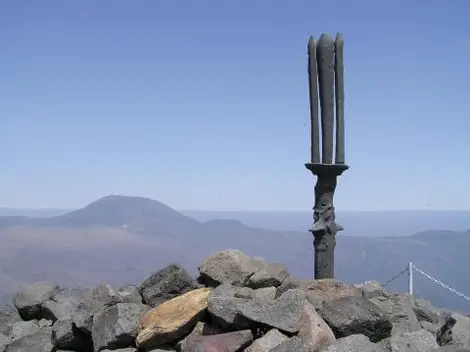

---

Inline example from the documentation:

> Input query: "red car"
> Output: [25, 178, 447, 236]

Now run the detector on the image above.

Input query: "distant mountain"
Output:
[0, 195, 469, 313]
[183, 210, 470, 237]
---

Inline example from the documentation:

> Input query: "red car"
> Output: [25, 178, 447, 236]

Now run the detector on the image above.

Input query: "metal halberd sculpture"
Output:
[305, 33, 349, 280]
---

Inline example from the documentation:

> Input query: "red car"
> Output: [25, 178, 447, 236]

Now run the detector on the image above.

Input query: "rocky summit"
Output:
[1, 249, 470, 352]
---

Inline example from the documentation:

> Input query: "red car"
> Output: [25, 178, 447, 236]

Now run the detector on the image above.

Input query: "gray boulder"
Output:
[0, 306, 21, 335]
[379, 329, 439, 351]
[246, 261, 289, 289]
[321, 334, 385, 352]
[207, 283, 252, 330]
[3, 330, 54, 352]
[91, 302, 147, 351]
[72, 283, 123, 335]
[245, 328, 288, 352]
[139, 264, 197, 307]
[237, 289, 307, 334]
[13, 282, 59, 321]
[198, 249, 263, 287]
[318, 296, 392, 342]
[269, 336, 308, 352]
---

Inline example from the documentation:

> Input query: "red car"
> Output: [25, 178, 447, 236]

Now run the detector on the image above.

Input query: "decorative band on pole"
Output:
[305, 32, 349, 280]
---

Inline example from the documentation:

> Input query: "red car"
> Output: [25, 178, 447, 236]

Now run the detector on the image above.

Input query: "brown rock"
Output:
[297, 301, 336, 351]
[276, 278, 361, 310]
[136, 288, 210, 348]
[180, 330, 253, 352]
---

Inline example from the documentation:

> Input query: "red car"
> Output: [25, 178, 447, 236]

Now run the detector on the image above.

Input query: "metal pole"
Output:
[408, 262, 413, 295]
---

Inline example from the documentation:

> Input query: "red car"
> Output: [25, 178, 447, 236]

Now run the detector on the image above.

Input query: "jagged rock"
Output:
[118, 285, 143, 304]
[0, 306, 21, 335]
[437, 313, 470, 348]
[179, 330, 253, 352]
[139, 264, 197, 307]
[38, 318, 53, 328]
[13, 282, 59, 321]
[276, 278, 362, 310]
[0, 333, 9, 350]
[72, 283, 123, 335]
[318, 296, 392, 342]
[379, 329, 439, 351]
[421, 320, 439, 334]
[252, 287, 276, 300]
[322, 334, 384, 351]
[0, 248, 463, 352]
[297, 300, 336, 351]
[354, 280, 386, 299]
[413, 297, 441, 324]
[237, 289, 307, 334]
[270, 336, 307, 352]
[369, 291, 421, 334]
[245, 328, 288, 352]
[52, 316, 91, 351]
[207, 283, 252, 330]
[175, 321, 222, 351]
[8, 320, 40, 341]
[42, 288, 86, 322]
[198, 249, 263, 286]
[136, 287, 210, 348]
[246, 261, 289, 289]
[3, 330, 54, 352]
[92, 303, 147, 351]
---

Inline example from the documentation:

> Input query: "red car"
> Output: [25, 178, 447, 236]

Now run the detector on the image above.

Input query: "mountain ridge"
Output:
[0, 194, 469, 314]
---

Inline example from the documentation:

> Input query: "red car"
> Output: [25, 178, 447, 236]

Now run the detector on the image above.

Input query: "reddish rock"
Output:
[180, 330, 253, 352]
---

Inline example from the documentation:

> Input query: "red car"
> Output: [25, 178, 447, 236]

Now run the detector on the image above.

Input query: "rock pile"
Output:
[1, 249, 470, 351]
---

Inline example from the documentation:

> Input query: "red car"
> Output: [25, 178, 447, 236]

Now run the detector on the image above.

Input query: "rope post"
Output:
[408, 262, 413, 295]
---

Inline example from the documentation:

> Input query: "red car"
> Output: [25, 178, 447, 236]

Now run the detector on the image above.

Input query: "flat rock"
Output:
[136, 287, 210, 348]
[318, 296, 392, 343]
[207, 283, 252, 330]
[198, 249, 263, 287]
[245, 329, 288, 352]
[92, 302, 147, 351]
[179, 330, 253, 352]
[237, 289, 307, 334]
[297, 300, 336, 351]
[13, 282, 59, 321]
[139, 264, 197, 307]
[322, 334, 384, 352]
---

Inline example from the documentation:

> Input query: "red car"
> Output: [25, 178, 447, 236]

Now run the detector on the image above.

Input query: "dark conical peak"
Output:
[51, 194, 201, 231]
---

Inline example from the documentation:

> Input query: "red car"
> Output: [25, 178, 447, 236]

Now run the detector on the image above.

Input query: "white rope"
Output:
[412, 264, 470, 302]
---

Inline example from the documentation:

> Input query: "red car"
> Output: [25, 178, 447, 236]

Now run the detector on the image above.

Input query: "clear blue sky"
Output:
[1, 1, 469, 211]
